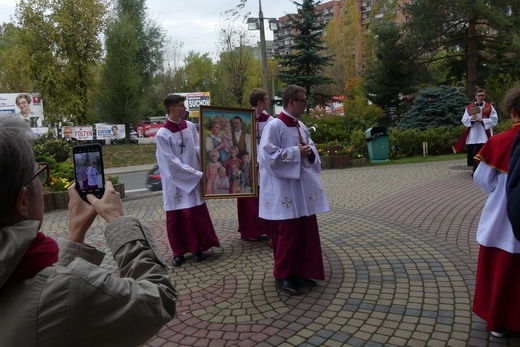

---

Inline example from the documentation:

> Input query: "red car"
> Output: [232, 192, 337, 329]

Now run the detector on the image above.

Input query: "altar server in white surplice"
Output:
[258, 85, 329, 296]
[156, 94, 220, 268]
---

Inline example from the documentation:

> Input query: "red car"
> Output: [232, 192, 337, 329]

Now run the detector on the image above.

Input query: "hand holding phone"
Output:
[72, 144, 105, 202]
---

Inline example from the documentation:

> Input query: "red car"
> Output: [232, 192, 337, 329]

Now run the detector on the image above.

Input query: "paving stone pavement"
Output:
[40, 159, 520, 347]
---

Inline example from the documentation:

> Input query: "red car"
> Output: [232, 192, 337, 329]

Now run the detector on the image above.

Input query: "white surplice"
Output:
[258, 114, 329, 220]
[156, 120, 204, 211]
[474, 162, 520, 253]
[461, 101, 498, 144]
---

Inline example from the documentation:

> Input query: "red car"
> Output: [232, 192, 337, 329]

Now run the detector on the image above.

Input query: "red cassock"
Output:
[473, 247, 520, 332]
[237, 195, 269, 239]
[270, 215, 325, 281]
[166, 204, 220, 257]
[159, 119, 220, 257]
[472, 122, 520, 332]
[237, 112, 273, 240]
[258, 112, 329, 281]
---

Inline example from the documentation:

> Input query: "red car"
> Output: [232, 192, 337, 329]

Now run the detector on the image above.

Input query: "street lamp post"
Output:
[247, 0, 278, 96]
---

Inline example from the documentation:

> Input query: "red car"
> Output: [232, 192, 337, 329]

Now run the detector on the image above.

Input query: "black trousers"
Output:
[467, 143, 484, 173]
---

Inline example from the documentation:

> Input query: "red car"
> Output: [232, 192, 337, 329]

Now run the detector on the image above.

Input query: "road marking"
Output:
[125, 188, 149, 193]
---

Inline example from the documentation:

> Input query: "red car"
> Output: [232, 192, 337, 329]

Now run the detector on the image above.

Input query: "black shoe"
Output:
[277, 279, 301, 295]
[172, 255, 185, 267]
[292, 276, 316, 287]
[194, 251, 204, 262]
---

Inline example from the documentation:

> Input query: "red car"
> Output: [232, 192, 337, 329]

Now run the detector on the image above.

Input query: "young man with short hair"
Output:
[155, 94, 220, 267]
[237, 88, 274, 241]
[258, 85, 329, 295]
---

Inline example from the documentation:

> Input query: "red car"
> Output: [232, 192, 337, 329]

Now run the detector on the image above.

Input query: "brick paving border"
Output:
[41, 159, 520, 346]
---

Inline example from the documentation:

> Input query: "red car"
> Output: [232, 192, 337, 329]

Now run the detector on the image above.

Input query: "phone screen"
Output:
[72, 144, 105, 200]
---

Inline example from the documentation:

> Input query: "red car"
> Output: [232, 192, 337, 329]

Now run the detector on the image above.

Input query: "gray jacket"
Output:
[0, 217, 177, 347]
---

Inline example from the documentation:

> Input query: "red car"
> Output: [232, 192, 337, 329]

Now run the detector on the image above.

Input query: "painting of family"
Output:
[200, 106, 257, 198]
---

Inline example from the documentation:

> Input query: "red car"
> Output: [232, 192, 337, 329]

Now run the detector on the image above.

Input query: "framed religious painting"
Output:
[199, 105, 257, 199]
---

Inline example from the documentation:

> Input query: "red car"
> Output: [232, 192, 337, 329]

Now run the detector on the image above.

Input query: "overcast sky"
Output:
[0, 0, 299, 60]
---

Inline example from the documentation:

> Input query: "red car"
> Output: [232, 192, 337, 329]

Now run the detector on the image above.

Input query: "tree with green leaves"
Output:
[397, 86, 468, 130]
[402, 0, 520, 99]
[12, 0, 106, 126]
[215, 18, 255, 108]
[322, 0, 362, 96]
[277, 0, 333, 107]
[99, 0, 165, 138]
[179, 52, 216, 92]
[0, 23, 34, 92]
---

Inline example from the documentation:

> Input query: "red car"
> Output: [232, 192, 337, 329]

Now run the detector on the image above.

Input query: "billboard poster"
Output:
[185, 92, 210, 111]
[62, 126, 94, 141]
[31, 127, 50, 137]
[0, 92, 44, 127]
[171, 92, 210, 120]
[95, 124, 126, 140]
[136, 123, 162, 137]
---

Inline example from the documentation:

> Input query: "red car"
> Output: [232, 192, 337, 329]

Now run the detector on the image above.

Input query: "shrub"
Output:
[301, 112, 348, 144]
[33, 139, 72, 163]
[34, 155, 75, 192]
[388, 126, 466, 158]
[349, 130, 368, 158]
[398, 86, 468, 130]
[106, 174, 120, 185]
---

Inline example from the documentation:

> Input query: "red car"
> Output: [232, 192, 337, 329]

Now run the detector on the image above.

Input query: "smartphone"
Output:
[72, 144, 105, 201]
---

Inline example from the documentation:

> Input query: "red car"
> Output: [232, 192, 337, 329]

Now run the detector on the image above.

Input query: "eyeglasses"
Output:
[293, 98, 307, 104]
[476, 94, 485, 97]
[24, 162, 50, 186]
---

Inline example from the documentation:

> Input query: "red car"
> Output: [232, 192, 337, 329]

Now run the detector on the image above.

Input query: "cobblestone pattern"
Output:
[40, 159, 520, 346]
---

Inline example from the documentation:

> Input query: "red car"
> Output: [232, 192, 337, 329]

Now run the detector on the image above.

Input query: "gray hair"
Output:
[0, 116, 36, 219]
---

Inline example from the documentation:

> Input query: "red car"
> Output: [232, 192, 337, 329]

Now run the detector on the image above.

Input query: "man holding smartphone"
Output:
[155, 94, 220, 267]
[0, 115, 177, 346]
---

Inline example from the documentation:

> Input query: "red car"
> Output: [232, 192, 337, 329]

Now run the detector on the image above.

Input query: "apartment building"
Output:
[273, 0, 344, 56]
[273, 0, 412, 56]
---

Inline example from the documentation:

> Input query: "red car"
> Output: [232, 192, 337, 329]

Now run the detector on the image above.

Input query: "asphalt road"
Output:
[117, 171, 153, 196]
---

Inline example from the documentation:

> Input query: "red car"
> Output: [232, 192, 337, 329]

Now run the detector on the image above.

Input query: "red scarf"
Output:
[4, 232, 59, 287]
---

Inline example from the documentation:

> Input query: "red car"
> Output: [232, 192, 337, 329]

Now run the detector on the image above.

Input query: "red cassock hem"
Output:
[166, 204, 220, 256]
[237, 196, 270, 238]
[270, 215, 325, 281]
[473, 245, 520, 332]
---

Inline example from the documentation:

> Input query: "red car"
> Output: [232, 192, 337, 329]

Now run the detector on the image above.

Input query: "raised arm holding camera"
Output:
[0, 116, 177, 347]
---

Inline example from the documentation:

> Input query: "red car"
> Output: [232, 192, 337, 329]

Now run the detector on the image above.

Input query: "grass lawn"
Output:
[101, 143, 467, 169]
[102, 143, 157, 168]
[372, 153, 466, 165]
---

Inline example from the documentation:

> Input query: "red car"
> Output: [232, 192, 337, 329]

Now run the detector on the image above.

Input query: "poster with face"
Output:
[0, 92, 44, 128]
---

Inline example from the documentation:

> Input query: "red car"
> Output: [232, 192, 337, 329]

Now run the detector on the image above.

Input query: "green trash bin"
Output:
[365, 127, 390, 163]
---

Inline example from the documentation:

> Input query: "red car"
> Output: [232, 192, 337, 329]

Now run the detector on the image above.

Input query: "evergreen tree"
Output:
[397, 86, 468, 130]
[364, 23, 427, 124]
[277, 0, 333, 107]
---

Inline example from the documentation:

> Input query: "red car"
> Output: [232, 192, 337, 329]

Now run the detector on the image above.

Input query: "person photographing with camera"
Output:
[0, 115, 177, 346]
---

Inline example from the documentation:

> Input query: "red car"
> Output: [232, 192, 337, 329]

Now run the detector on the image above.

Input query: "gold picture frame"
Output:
[199, 105, 257, 199]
